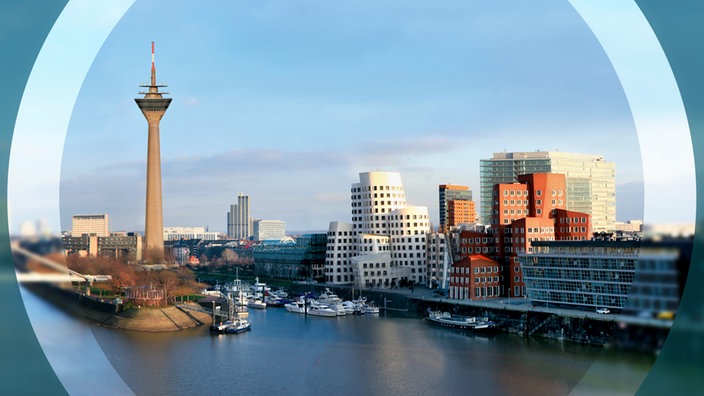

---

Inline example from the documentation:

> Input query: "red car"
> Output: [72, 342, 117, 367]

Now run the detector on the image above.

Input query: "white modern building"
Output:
[71, 214, 109, 237]
[163, 226, 219, 241]
[388, 206, 431, 285]
[480, 151, 616, 232]
[326, 171, 430, 288]
[253, 219, 286, 241]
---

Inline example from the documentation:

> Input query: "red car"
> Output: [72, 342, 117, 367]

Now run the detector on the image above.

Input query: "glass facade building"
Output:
[480, 151, 615, 231]
[253, 234, 326, 280]
[518, 239, 685, 315]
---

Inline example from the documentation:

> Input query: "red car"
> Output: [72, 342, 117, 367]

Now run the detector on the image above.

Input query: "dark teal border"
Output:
[0, 1, 69, 395]
[635, 0, 704, 394]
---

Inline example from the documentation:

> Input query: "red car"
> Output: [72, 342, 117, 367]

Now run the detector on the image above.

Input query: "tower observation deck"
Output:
[135, 41, 171, 263]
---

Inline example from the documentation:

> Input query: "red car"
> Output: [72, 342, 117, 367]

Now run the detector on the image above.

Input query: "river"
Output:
[22, 287, 655, 395]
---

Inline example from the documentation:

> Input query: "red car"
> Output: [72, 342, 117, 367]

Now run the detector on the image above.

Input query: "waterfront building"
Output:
[252, 219, 286, 242]
[518, 239, 688, 316]
[163, 226, 219, 241]
[227, 193, 251, 240]
[439, 184, 475, 230]
[480, 151, 615, 231]
[426, 232, 451, 289]
[71, 214, 109, 237]
[458, 173, 591, 298]
[388, 205, 431, 286]
[351, 172, 407, 235]
[62, 232, 142, 261]
[253, 234, 327, 280]
[352, 252, 410, 289]
[448, 255, 501, 300]
[135, 42, 171, 263]
[325, 221, 356, 284]
[326, 171, 430, 289]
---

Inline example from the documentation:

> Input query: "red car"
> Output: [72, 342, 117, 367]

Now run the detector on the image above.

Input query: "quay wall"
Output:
[290, 284, 669, 353]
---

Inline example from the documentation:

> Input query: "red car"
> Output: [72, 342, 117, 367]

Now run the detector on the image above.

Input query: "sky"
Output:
[18, 0, 663, 234]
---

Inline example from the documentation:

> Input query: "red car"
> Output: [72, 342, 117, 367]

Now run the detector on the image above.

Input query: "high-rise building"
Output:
[71, 214, 109, 237]
[227, 193, 251, 240]
[135, 42, 171, 263]
[438, 184, 474, 231]
[480, 151, 615, 231]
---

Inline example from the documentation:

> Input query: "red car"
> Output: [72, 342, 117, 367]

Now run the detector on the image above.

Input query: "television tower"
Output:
[135, 41, 171, 263]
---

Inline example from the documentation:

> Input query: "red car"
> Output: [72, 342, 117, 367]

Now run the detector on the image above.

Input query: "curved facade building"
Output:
[389, 206, 431, 285]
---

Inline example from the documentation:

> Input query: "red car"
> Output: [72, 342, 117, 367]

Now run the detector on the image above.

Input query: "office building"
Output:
[480, 151, 615, 231]
[326, 171, 430, 288]
[71, 214, 109, 237]
[252, 219, 286, 241]
[163, 226, 219, 241]
[227, 193, 251, 239]
[518, 239, 688, 316]
[439, 184, 474, 231]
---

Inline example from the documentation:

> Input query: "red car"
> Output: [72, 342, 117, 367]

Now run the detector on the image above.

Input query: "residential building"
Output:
[480, 151, 615, 231]
[71, 214, 109, 237]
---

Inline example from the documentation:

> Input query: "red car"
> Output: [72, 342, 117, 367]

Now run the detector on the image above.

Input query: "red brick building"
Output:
[448, 255, 501, 300]
[455, 173, 591, 299]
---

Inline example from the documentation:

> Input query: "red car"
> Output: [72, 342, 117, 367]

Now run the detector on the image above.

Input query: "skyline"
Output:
[9, 1, 695, 235]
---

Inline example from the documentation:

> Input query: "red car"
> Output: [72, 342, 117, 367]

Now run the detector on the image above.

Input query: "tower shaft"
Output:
[135, 41, 171, 263]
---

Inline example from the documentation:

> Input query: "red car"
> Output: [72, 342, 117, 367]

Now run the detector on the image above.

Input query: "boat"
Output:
[317, 288, 342, 305]
[210, 295, 251, 333]
[247, 297, 267, 309]
[307, 301, 337, 317]
[250, 277, 271, 294]
[224, 318, 251, 334]
[426, 309, 497, 331]
[284, 299, 307, 314]
[325, 301, 348, 316]
[362, 302, 380, 315]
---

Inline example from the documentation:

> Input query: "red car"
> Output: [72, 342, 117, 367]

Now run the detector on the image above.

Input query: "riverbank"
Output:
[23, 283, 213, 332]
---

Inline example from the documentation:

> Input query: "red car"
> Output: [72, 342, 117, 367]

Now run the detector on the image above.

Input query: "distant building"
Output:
[163, 226, 219, 241]
[439, 184, 475, 230]
[252, 219, 286, 241]
[480, 151, 615, 231]
[63, 232, 142, 261]
[71, 214, 109, 237]
[227, 193, 251, 239]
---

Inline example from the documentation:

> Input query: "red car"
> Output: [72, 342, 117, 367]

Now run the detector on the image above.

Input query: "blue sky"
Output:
[49, 1, 650, 233]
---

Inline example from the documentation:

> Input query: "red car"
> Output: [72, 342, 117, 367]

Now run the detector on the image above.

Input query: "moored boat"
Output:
[426, 309, 497, 331]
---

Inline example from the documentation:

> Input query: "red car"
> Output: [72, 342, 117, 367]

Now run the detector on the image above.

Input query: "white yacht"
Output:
[307, 301, 337, 317]
[317, 288, 342, 305]
[284, 299, 307, 314]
